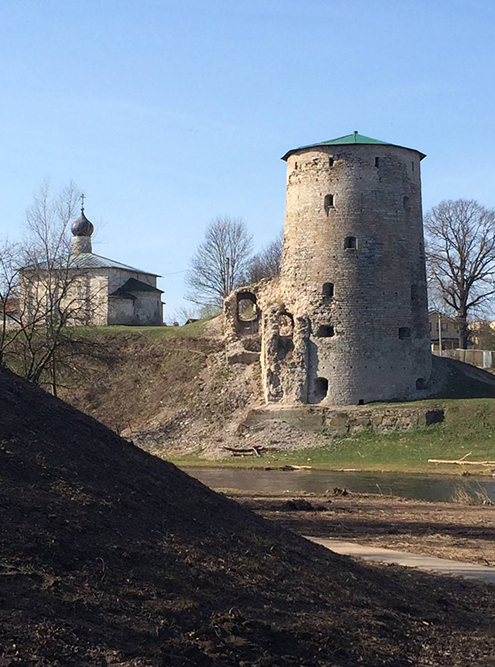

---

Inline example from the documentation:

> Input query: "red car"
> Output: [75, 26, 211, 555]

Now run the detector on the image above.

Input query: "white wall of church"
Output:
[108, 297, 135, 325]
[133, 292, 163, 325]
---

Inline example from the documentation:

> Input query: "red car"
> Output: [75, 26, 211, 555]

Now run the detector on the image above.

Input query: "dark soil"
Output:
[237, 492, 495, 566]
[1, 369, 495, 666]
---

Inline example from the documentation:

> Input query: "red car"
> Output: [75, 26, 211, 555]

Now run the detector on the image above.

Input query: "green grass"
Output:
[76, 317, 213, 339]
[165, 398, 495, 475]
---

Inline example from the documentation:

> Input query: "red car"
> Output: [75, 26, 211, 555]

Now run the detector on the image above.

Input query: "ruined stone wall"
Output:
[244, 404, 445, 436]
[224, 142, 432, 407]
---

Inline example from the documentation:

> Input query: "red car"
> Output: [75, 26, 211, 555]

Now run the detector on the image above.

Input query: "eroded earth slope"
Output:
[1, 368, 495, 665]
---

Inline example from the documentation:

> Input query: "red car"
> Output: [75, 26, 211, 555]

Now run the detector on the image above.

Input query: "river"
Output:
[183, 468, 495, 503]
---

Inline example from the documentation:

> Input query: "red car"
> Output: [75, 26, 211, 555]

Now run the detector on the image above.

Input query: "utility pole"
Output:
[438, 311, 443, 356]
[225, 256, 230, 297]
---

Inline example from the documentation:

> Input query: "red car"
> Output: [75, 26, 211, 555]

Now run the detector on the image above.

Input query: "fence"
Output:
[436, 348, 495, 369]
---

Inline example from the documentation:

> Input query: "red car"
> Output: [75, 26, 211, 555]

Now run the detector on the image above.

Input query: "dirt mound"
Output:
[1, 368, 495, 666]
[432, 354, 495, 398]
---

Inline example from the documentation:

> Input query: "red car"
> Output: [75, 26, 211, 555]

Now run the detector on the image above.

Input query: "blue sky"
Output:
[1, 0, 494, 318]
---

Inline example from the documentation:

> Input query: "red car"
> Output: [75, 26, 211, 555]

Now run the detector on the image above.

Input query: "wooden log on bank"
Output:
[222, 445, 264, 457]
[428, 458, 495, 466]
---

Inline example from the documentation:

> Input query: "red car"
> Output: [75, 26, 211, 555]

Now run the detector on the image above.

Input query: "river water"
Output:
[183, 468, 495, 503]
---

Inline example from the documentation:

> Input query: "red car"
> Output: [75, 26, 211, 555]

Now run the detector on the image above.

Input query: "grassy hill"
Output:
[169, 397, 495, 474]
[9, 318, 495, 475]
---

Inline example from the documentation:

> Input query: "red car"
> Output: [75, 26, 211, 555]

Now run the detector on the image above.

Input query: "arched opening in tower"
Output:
[279, 312, 294, 337]
[313, 377, 329, 403]
[277, 312, 294, 360]
[236, 291, 259, 335]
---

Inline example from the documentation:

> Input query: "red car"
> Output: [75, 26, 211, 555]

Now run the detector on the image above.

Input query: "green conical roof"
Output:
[281, 131, 425, 160]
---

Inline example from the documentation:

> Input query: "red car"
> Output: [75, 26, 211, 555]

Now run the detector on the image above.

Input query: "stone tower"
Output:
[224, 131, 432, 406]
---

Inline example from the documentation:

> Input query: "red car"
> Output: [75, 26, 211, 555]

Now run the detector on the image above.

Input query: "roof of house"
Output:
[110, 278, 163, 300]
[281, 131, 426, 161]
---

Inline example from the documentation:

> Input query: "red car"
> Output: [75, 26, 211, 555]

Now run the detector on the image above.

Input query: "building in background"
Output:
[21, 206, 164, 327]
[469, 320, 495, 350]
[429, 310, 459, 352]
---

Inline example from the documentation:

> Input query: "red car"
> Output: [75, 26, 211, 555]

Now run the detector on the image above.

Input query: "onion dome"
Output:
[71, 209, 94, 237]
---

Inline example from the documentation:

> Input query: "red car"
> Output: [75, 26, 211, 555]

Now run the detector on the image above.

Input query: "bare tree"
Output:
[185, 216, 253, 308]
[0, 239, 24, 365]
[170, 305, 198, 325]
[425, 199, 495, 349]
[2, 182, 106, 394]
[246, 231, 283, 284]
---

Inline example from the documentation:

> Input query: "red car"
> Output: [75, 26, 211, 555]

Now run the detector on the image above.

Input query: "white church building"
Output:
[63, 206, 163, 326]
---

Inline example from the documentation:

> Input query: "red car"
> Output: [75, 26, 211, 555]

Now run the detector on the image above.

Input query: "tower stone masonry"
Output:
[224, 132, 432, 405]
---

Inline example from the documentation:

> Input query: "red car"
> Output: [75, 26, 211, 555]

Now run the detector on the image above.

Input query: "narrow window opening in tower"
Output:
[294, 162, 298, 169]
[411, 284, 418, 301]
[416, 378, 426, 390]
[329, 157, 334, 167]
[375, 157, 380, 167]
[314, 377, 328, 402]
[322, 283, 334, 300]
[317, 324, 334, 337]
[344, 236, 357, 250]
[398, 327, 411, 339]
[412, 161, 415, 172]
[403, 195, 410, 210]
[324, 194, 334, 214]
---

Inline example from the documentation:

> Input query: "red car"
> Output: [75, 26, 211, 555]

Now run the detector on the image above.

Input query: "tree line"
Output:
[2, 182, 495, 389]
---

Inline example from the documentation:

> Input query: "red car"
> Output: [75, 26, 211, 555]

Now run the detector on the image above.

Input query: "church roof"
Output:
[281, 131, 426, 160]
[69, 253, 161, 277]
[110, 278, 163, 298]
